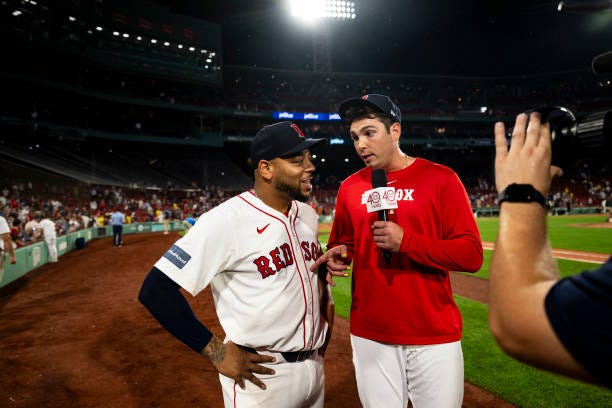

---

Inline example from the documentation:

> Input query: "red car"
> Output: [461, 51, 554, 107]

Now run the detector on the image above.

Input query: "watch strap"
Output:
[498, 183, 546, 207]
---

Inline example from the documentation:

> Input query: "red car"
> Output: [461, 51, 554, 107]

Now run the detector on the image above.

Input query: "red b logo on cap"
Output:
[290, 123, 305, 138]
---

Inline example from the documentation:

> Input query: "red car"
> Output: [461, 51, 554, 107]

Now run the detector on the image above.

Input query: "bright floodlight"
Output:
[289, 0, 356, 22]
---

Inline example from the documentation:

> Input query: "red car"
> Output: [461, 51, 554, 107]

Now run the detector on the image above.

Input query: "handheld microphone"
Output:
[371, 169, 392, 264]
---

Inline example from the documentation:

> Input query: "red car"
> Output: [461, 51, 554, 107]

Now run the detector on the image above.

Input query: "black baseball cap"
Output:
[250, 121, 326, 166]
[337, 94, 401, 123]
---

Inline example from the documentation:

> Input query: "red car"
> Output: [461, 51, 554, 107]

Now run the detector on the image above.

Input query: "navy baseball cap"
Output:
[250, 121, 326, 166]
[337, 94, 401, 123]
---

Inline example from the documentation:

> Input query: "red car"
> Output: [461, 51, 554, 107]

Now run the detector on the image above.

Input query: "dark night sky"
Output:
[159, 0, 612, 76]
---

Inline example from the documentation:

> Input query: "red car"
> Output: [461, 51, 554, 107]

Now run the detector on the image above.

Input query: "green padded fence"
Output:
[0, 221, 186, 288]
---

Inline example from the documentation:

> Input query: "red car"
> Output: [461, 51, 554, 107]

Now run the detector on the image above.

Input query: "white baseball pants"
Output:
[219, 350, 324, 408]
[45, 237, 57, 262]
[351, 334, 464, 408]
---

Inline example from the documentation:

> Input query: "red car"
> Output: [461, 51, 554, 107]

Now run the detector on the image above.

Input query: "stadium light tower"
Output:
[288, 0, 357, 71]
[289, 0, 357, 23]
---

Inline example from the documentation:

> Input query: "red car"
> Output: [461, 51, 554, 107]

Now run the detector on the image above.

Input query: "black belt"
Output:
[239, 345, 316, 363]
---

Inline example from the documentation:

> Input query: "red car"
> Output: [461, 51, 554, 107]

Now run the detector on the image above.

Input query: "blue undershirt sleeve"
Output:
[138, 267, 213, 353]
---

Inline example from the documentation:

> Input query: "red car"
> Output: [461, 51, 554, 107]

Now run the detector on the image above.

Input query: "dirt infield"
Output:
[0, 232, 519, 407]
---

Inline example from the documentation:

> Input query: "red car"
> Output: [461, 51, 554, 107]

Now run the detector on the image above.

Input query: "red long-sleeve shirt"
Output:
[329, 158, 483, 344]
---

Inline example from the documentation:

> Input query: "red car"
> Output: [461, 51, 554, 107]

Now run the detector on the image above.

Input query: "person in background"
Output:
[34, 211, 58, 262]
[163, 208, 171, 235]
[110, 208, 125, 247]
[489, 112, 611, 389]
[0, 214, 17, 282]
[24, 215, 41, 243]
[67, 213, 80, 233]
[182, 217, 197, 233]
[10, 218, 25, 248]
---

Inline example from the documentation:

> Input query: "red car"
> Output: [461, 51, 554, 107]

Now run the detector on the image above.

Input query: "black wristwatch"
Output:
[498, 183, 546, 207]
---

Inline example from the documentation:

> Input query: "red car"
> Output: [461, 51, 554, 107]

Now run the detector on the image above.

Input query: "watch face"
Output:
[508, 184, 535, 199]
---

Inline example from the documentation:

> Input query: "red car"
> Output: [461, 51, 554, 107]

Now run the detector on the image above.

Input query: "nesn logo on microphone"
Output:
[163, 244, 191, 269]
[362, 187, 398, 213]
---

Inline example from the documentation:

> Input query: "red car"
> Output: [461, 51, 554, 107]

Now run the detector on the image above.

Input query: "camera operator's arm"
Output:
[489, 113, 594, 383]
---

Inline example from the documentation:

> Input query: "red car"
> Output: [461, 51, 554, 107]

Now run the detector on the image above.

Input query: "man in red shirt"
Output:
[312, 94, 483, 408]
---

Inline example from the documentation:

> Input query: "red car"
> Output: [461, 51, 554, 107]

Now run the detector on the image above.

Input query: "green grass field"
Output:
[320, 215, 612, 407]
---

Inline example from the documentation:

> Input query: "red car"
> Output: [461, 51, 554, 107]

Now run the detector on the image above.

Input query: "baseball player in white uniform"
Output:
[139, 121, 333, 407]
[34, 212, 58, 262]
[0, 214, 17, 282]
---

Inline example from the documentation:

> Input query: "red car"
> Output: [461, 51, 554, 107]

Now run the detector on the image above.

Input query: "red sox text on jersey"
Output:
[361, 187, 415, 204]
[253, 241, 322, 279]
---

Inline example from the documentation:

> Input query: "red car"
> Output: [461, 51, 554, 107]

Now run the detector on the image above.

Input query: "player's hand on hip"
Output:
[371, 221, 403, 252]
[206, 340, 275, 390]
[310, 245, 351, 287]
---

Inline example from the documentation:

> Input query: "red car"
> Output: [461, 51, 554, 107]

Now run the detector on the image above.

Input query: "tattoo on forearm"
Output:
[203, 336, 225, 364]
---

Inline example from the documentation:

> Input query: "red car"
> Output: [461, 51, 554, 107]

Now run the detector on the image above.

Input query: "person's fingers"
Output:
[334, 245, 348, 259]
[326, 253, 351, 270]
[524, 112, 542, 148]
[244, 373, 267, 390]
[551, 165, 563, 178]
[251, 353, 275, 365]
[326, 272, 336, 286]
[537, 120, 552, 149]
[371, 223, 388, 238]
[235, 377, 246, 390]
[326, 257, 349, 271]
[309, 252, 327, 271]
[248, 362, 275, 375]
[249, 356, 275, 374]
[310, 245, 347, 271]
[494, 121, 508, 161]
[329, 267, 349, 276]
[509, 113, 528, 152]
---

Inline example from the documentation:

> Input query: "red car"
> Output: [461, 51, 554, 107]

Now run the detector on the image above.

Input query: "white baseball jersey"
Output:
[0, 216, 9, 250]
[154, 190, 328, 352]
[0, 216, 9, 234]
[38, 219, 57, 240]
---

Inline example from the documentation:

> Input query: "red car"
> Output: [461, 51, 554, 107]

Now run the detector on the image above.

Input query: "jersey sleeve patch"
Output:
[162, 244, 192, 269]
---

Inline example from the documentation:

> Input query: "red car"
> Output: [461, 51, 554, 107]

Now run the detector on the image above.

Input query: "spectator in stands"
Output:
[10, 218, 25, 248]
[0, 214, 17, 282]
[24, 215, 41, 244]
[163, 208, 171, 235]
[489, 112, 611, 389]
[67, 214, 80, 233]
[80, 211, 91, 229]
[34, 211, 58, 263]
[156, 210, 165, 232]
[110, 208, 126, 247]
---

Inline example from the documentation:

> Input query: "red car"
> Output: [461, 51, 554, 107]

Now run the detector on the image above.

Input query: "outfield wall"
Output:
[0, 221, 186, 288]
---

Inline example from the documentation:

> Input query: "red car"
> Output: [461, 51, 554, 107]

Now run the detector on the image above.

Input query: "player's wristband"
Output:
[498, 183, 546, 207]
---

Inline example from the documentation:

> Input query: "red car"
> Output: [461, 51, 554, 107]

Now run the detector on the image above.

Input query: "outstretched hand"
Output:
[494, 112, 562, 196]
[310, 244, 351, 286]
[203, 338, 275, 390]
